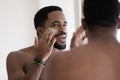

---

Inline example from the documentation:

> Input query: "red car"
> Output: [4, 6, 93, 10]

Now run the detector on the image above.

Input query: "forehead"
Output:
[47, 11, 66, 23]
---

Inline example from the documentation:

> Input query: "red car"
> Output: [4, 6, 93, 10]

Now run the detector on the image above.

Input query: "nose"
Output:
[58, 25, 66, 32]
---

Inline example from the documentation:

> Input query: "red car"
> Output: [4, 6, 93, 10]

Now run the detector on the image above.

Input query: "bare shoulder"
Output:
[7, 46, 34, 66]
[47, 50, 68, 66]
[6, 50, 26, 79]
[6, 46, 35, 80]
[7, 50, 23, 61]
[51, 51, 69, 63]
[47, 46, 89, 71]
[7, 50, 24, 58]
[7, 50, 26, 70]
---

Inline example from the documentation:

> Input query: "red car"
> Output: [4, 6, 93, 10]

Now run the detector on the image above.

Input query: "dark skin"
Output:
[46, 19, 120, 80]
[7, 28, 57, 80]
[6, 10, 84, 80]
[6, 11, 66, 80]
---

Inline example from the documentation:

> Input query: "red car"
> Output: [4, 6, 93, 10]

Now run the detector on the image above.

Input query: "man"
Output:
[46, 0, 120, 80]
[6, 5, 85, 80]
[6, 6, 69, 80]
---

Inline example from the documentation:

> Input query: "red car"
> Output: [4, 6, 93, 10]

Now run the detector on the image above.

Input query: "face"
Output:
[44, 11, 67, 50]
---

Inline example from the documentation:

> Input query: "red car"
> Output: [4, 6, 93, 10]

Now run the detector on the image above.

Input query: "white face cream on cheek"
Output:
[48, 28, 58, 34]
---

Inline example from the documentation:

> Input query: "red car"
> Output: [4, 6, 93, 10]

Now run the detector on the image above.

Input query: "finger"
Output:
[38, 28, 55, 47]
[38, 29, 49, 47]
[47, 32, 56, 45]
[71, 32, 76, 42]
[47, 28, 57, 44]
[74, 28, 84, 38]
[81, 35, 87, 41]
[50, 38, 56, 47]
[42, 29, 48, 40]
[42, 28, 54, 41]
[75, 26, 84, 35]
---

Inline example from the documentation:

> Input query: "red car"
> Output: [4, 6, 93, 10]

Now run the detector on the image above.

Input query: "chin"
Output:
[54, 42, 66, 50]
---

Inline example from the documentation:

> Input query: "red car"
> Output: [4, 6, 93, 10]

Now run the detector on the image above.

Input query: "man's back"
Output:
[46, 0, 120, 79]
[47, 40, 120, 80]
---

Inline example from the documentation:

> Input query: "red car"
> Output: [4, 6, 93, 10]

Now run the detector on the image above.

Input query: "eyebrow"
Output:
[51, 21, 67, 24]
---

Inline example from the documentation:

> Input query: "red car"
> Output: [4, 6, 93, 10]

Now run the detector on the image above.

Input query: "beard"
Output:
[54, 31, 67, 50]
[54, 42, 66, 50]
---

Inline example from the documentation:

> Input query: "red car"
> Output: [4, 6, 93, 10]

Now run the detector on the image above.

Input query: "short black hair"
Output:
[84, 0, 120, 28]
[34, 6, 62, 29]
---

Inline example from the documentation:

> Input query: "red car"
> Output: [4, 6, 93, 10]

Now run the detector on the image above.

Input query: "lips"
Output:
[56, 35, 66, 43]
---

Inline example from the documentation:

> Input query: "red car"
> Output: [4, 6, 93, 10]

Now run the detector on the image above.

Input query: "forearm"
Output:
[23, 28, 56, 80]
[23, 64, 44, 80]
[8, 63, 44, 80]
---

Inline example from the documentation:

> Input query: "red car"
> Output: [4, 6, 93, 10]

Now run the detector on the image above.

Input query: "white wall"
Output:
[0, 0, 39, 79]
[117, 29, 120, 42]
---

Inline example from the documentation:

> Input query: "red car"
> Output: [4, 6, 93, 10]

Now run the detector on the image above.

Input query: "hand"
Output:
[70, 26, 87, 49]
[34, 28, 57, 62]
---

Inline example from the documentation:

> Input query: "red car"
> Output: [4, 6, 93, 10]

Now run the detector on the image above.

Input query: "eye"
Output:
[63, 24, 67, 27]
[52, 24, 60, 27]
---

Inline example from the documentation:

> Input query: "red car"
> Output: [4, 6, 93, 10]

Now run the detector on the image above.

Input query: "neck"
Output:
[87, 26, 117, 43]
[52, 48, 61, 53]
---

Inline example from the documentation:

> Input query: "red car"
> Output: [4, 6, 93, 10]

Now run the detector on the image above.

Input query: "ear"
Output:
[81, 19, 87, 30]
[36, 27, 44, 37]
[81, 19, 88, 37]
[118, 19, 120, 29]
